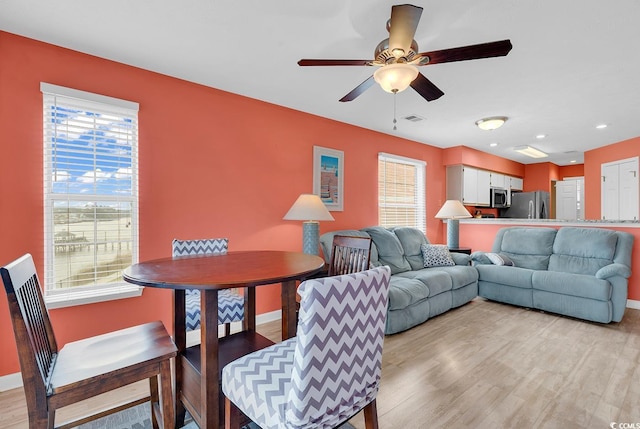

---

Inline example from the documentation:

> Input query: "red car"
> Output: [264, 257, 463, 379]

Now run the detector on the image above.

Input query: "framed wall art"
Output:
[313, 146, 344, 211]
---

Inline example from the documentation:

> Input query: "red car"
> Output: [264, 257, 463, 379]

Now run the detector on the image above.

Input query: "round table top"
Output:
[123, 250, 325, 290]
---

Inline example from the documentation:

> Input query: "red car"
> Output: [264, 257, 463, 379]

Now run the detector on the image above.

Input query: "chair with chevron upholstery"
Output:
[222, 265, 391, 429]
[172, 238, 244, 336]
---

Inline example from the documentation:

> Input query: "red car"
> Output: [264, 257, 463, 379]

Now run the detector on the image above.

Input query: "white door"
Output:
[620, 159, 639, 220]
[556, 180, 579, 220]
[602, 157, 639, 220]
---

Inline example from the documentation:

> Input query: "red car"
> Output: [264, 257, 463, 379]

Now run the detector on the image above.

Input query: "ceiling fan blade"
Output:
[417, 40, 513, 65]
[388, 4, 423, 56]
[410, 73, 444, 102]
[339, 76, 375, 102]
[298, 59, 371, 66]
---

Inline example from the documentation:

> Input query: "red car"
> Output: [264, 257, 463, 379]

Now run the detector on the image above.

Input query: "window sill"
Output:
[44, 284, 143, 309]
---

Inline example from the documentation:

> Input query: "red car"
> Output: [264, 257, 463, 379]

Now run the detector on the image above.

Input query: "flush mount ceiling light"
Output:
[514, 145, 548, 158]
[475, 116, 507, 131]
[373, 63, 419, 93]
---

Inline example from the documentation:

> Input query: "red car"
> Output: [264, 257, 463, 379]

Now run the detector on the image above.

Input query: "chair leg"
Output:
[225, 397, 241, 429]
[149, 374, 160, 429]
[224, 322, 231, 337]
[159, 360, 175, 429]
[363, 399, 379, 429]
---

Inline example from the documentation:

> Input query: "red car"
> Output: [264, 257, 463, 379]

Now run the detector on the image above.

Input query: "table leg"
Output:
[245, 287, 256, 332]
[281, 279, 297, 340]
[173, 290, 187, 428]
[200, 289, 219, 429]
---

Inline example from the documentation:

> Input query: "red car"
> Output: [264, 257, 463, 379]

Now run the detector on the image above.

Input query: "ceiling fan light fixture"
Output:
[514, 145, 548, 158]
[374, 63, 419, 93]
[475, 116, 507, 131]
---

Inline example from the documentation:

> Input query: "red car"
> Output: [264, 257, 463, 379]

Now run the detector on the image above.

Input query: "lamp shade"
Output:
[373, 63, 419, 93]
[435, 200, 472, 219]
[283, 194, 335, 221]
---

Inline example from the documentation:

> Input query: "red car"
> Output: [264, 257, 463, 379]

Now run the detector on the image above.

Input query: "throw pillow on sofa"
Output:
[486, 252, 515, 266]
[421, 244, 455, 268]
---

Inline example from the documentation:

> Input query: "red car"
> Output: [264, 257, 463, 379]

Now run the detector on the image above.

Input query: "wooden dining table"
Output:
[123, 250, 325, 429]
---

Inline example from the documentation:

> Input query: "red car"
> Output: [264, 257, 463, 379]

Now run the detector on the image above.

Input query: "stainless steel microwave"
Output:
[491, 188, 509, 208]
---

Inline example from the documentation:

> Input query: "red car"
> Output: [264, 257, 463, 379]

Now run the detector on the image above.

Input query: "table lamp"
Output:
[283, 194, 335, 255]
[435, 200, 472, 249]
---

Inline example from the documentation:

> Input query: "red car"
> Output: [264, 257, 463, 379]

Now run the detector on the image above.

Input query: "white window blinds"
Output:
[378, 153, 426, 233]
[42, 83, 140, 306]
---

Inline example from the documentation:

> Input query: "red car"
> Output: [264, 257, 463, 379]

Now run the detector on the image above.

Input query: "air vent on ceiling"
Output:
[403, 114, 425, 122]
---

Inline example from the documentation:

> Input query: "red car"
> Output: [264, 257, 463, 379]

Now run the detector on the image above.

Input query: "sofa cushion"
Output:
[431, 266, 479, 290]
[394, 269, 452, 297]
[476, 265, 534, 289]
[362, 226, 411, 274]
[421, 244, 455, 268]
[497, 227, 556, 270]
[387, 277, 430, 310]
[392, 227, 430, 270]
[548, 227, 618, 275]
[532, 271, 612, 301]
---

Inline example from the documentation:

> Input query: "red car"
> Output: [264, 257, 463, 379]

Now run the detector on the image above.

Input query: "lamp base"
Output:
[302, 221, 320, 255]
[446, 219, 460, 249]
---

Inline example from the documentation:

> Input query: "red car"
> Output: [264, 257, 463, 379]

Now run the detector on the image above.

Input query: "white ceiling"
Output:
[2, 0, 640, 166]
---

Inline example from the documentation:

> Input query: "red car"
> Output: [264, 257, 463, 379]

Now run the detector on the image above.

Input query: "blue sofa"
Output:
[471, 226, 634, 323]
[320, 226, 478, 335]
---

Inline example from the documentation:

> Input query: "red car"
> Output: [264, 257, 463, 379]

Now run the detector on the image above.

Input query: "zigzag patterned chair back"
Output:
[171, 238, 244, 331]
[222, 266, 391, 429]
[288, 265, 391, 427]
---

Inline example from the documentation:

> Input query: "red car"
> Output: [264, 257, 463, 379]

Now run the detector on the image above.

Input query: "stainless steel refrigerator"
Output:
[501, 191, 551, 219]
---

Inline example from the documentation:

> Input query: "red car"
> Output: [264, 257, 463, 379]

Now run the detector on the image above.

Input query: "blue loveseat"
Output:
[471, 226, 634, 323]
[320, 226, 478, 335]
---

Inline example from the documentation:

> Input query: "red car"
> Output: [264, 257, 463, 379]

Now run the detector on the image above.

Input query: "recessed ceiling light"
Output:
[536, 134, 546, 139]
[596, 124, 608, 129]
[475, 116, 507, 131]
[489, 142, 499, 147]
[570, 160, 577, 163]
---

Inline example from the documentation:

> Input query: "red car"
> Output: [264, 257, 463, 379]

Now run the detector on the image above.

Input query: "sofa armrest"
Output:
[470, 251, 492, 266]
[596, 263, 632, 280]
[450, 252, 471, 266]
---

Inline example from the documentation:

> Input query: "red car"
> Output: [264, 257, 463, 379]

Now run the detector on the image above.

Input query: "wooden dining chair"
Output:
[1, 254, 177, 429]
[171, 238, 244, 336]
[328, 235, 373, 276]
[222, 266, 391, 429]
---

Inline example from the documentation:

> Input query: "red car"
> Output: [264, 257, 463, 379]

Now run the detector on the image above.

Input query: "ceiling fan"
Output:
[298, 4, 513, 103]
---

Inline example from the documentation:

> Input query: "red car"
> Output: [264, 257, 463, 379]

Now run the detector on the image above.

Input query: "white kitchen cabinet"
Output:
[490, 172, 506, 188]
[447, 165, 491, 206]
[510, 176, 524, 191]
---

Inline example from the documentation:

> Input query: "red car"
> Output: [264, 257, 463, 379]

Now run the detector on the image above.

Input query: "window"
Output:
[42, 83, 140, 307]
[378, 153, 426, 233]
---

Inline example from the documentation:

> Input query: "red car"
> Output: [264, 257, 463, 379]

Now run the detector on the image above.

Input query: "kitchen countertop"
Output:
[459, 218, 640, 228]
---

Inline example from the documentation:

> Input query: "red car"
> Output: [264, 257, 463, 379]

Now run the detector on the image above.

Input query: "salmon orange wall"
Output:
[443, 146, 525, 177]
[523, 162, 562, 192]
[0, 31, 447, 376]
[584, 136, 640, 220]
[558, 164, 584, 178]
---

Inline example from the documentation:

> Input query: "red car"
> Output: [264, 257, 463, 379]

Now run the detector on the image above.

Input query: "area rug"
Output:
[76, 402, 355, 428]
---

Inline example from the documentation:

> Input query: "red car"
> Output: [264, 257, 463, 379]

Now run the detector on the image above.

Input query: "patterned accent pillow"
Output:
[486, 252, 515, 266]
[421, 244, 455, 268]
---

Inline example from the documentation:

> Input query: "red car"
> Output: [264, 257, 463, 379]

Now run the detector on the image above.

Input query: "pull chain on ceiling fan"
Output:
[298, 4, 513, 103]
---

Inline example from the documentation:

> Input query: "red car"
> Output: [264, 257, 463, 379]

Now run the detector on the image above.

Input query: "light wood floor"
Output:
[2, 298, 639, 429]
